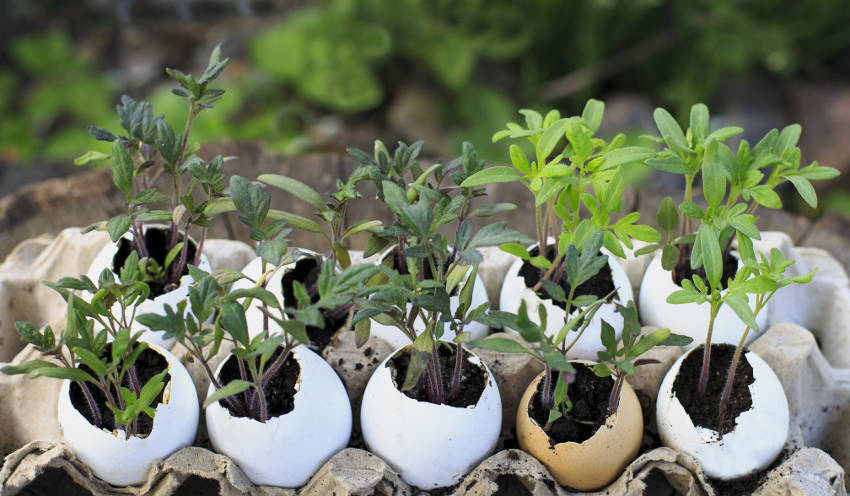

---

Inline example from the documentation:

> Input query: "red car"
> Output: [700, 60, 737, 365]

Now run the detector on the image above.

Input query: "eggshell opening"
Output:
[638, 254, 767, 347]
[366, 245, 490, 350]
[360, 345, 501, 489]
[57, 344, 199, 486]
[86, 225, 211, 350]
[656, 346, 789, 480]
[204, 345, 352, 487]
[499, 244, 634, 360]
[516, 366, 643, 491]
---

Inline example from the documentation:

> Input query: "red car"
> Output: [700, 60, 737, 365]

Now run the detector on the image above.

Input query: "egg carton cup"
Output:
[0, 229, 846, 495]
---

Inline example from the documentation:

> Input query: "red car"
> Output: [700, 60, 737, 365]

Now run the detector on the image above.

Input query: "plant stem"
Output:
[127, 365, 141, 395]
[260, 347, 292, 387]
[193, 226, 207, 266]
[719, 325, 750, 411]
[609, 373, 624, 415]
[541, 366, 553, 410]
[78, 382, 103, 428]
[698, 302, 721, 397]
[426, 339, 445, 404]
[448, 341, 464, 400]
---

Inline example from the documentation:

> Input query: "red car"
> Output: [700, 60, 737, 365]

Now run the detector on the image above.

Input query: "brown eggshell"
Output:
[516, 368, 643, 491]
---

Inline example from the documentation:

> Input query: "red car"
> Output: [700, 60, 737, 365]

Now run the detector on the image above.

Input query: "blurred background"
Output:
[2, 0, 850, 220]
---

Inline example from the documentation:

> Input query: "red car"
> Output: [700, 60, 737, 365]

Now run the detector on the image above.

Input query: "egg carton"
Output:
[0, 229, 846, 495]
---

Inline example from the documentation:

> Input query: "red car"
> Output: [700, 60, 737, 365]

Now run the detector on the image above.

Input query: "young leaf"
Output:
[653, 108, 691, 155]
[111, 140, 134, 198]
[656, 197, 678, 235]
[259, 174, 328, 212]
[697, 225, 723, 290]
[460, 166, 521, 187]
[204, 380, 253, 408]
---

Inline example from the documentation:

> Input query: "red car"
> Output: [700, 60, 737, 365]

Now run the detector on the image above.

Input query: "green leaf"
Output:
[111, 140, 134, 198]
[798, 164, 840, 181]
[653, 108, 691, 155]
[705, 126, 744, 143]
[697, 225, 722, 290]
[204, 198, 235, 217]
[724, 293, 758, 330]
[73, 347, 107, 376]
[777, 124, 801, 153]
[702, 140, 727, 209]
[646, 156, 691, 174]
[581, 99, 604, 133]
[601, 147, 655, 170]
[657, 197, 678, 235]
[786, 175, 817, 208]
[204, 380, 253, 408]
[29, 366, 97, 383]
[402, 331, 433, 391]
[509, 145, 530, 175]
[107, 215, 132, 242]
[258, 174, 328, 212]
[747, 185, 782, 209]
[467, 222, 532, 249]
[500, 243, 530, 260]
[468, 337, 534, 356]
[75, 150, 111, 166]
[600, 320, 616, 352]
[689, 103, 709, 143]
[2, 359, 63, 376]
[343, 220, 383, 239]
[266, 210, 325, 235]
[536, 118, 568, 160]
[219, 301, 250, 346]
[460, 166, 521, 187]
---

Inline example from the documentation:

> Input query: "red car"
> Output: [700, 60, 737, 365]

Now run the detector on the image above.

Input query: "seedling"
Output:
[2, 269, 168, 439]
[76, 44, 230, 292]
[347, 140, 530, 404]
[462, 100, 659, 293]
[642, 104, 837, 398]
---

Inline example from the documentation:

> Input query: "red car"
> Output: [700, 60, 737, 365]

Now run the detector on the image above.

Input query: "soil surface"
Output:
[518, 245, 615, 312]
[217, 347, 300, 419]
[672, 344, 754, 435]
[390, 345, 487, 407]
[671, 243, 738, 290]
[528, 364, 614, 445]
[70, 344, 168, 436]
[112, 227, 197, 298]
[280, 255, 349, 351]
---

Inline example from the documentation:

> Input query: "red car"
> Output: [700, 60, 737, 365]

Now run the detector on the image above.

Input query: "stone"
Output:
[454, 449, 561, 496]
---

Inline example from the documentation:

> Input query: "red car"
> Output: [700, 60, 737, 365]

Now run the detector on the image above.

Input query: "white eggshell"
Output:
[57, 344, 199, 486]
[366, 246, 491, 350]
[638, 254, 767, 346]
[360, 346, 501, 489]
[229, 251, 323, 339]
[498, 246, 634, 361]
[205, 345, 352, 487]
[86, 225, 211, 350]
[656, 346, 789, 479]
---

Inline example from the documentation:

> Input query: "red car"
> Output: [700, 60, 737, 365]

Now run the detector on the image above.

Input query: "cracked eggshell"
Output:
[230, 250, 325, 340]
[366, 245, 490, 350]
[86, 225, 211, 350]
[656, 346, 789, 480]
[499, 245, 633, 360]
[360, 345, 501, 489]
[205, 345, 352, 487]
[57, 344, 199, 486]
[638, 254, 766, 347]
[516, 366, 643, 491]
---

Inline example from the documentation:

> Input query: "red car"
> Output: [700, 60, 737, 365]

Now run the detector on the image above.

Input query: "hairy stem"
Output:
[448, 341, 464, 400]
[260, 347, 292, 387]
[698, 302, 721, 397]
[78, 382, 103, 428]
[609, 373, 625, 415]
[719, 326, 750, 410]
[541, 366, 553, 410]
[127, 365, 141, 395]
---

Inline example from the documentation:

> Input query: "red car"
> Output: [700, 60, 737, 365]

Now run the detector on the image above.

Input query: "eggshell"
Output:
[638, 254, 767, 346]
[360, 345, 501, 489]
[366, 245, 490, 349]
[516, 366, 643, 491]
[86, 225, 211, 350]
[204, 345, 352, 487]
[229, 250, 325, 339]
[499, 245, 634, 360]
[656, 346, 789, 480]
[57, 344, 199, 486]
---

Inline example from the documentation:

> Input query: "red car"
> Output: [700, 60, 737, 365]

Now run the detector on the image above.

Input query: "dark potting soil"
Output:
[216, 347, 300, 419]
[280, 256, 349, 352]
[493, 474, 533, 495]
[69, 344, 168, 436]
[386, 248, 459, 296]
[390, 345, 487, 407]
[528, 364, 614, 445]
[518, 245, 615, 312]
[672, 344, 754, 435]
[671, 243, 738, 290]
[112, 227, 197, 298]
